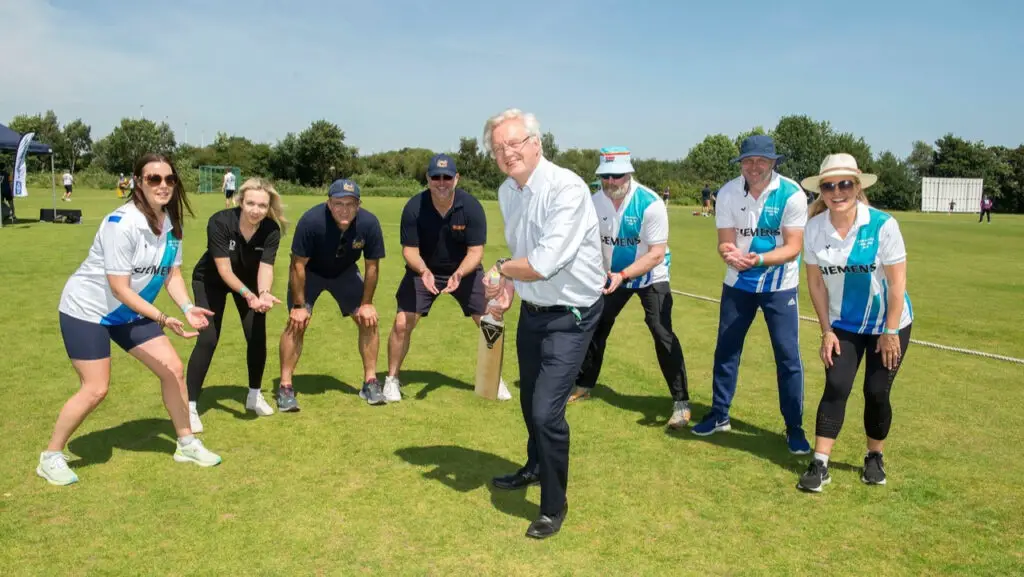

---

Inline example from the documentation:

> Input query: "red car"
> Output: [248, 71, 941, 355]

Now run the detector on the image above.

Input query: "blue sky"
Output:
[3, 0, 1022, 160]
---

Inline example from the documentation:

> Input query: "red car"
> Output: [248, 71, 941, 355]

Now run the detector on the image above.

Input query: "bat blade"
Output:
[474, 314, 504, 400]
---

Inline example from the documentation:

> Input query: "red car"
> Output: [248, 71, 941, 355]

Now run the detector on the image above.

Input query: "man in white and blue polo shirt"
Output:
[692, 135, 811, 455]
[570, 147, 691, 429]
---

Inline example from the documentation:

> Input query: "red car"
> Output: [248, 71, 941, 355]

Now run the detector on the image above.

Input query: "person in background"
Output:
[979, 195, 993, 223]
[186, 178, 288, 433]
[1, 171, 14, 221]
[37, 153, 222, 486]
[223, 169, 237, 209]
[701, 184, 713, 217]
[62, 170, 74, 202]
[796, 153, 913, 493]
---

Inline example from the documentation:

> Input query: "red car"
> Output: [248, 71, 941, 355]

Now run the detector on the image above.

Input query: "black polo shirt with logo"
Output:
[400, 188, 486, 276]
[291, 204, 386, 279]
[193, 207, 281, 286]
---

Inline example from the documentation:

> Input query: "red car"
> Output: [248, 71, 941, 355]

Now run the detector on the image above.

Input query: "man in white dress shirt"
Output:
[482, 108, 605, 540]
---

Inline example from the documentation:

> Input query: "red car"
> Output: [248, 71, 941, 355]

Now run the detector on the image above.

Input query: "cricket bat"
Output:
[475, 270, 505, 400]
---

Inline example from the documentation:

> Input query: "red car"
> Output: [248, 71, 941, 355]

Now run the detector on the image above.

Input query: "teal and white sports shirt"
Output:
[803, 202, 913, 334]
[59, 202, 182, 325]
[715, 173, 807, 293]
[592, 180, 670, 289]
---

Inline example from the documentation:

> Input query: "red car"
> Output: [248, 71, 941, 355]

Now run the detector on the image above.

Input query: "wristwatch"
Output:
[291, 303, 306, 310]
[495, 257, 511, 277]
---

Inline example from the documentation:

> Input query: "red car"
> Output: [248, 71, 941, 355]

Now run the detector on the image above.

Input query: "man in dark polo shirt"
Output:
[277, 178, 387, 410]
[382, 154, 511, 402]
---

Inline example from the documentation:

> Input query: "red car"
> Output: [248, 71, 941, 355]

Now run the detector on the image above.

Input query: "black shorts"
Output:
[396, 268, 486, 317]
[224, 189, 235, 199]
[287, 267, 364, 317]
[59, 312, 163, 361]
[64, 185, 73, 193]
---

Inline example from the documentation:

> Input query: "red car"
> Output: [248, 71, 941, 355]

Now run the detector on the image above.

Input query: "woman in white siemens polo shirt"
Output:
[795, 154, 913, 494]
[37, 153, 222, 486]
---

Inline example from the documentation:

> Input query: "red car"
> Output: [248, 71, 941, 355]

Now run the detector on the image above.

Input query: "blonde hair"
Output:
[482, 108, 542, 156]
[808, 183, 870, 219]
[234, 178, 289, 235]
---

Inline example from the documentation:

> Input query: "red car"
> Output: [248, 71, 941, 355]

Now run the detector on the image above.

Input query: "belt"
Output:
[522, 301, 572, 313]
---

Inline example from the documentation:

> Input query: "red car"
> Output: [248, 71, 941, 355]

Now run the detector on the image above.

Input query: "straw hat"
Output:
[800, 153, 877, 192]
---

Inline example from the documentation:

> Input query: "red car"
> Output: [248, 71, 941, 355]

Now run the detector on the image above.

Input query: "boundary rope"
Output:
[670, 289, 1024, 366]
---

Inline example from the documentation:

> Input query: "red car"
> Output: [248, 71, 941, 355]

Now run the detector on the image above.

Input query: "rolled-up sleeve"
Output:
[527, 182, 590, 279]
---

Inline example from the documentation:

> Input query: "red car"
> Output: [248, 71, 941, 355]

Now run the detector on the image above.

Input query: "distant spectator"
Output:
[979, 196, 993, 223]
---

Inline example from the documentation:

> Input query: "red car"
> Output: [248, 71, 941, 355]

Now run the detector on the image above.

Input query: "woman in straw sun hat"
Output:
[796, 153, 913, 493]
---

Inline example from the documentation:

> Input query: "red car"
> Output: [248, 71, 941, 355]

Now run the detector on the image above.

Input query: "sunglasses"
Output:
[819, 180, 857, 193]
[143, 174, 178, 186]
[430, 175, 454, 182]
[600, 174, 627, 180]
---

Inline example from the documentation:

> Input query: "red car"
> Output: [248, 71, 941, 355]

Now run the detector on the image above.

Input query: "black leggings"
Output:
[186, 278, 267, 402]
[815, 325, 912, 441]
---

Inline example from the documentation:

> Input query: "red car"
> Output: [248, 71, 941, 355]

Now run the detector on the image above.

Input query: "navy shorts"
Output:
[287, 267, 364, 317]
[59, 312, 164, 361]
[396, 268, 486, 317]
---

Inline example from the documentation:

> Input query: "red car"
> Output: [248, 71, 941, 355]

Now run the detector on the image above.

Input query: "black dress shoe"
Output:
[526, 502, 568, 539]
[492, 469, 540, 490]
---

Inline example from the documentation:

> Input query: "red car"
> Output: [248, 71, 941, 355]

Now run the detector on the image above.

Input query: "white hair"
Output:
[482, 108, 542, 156]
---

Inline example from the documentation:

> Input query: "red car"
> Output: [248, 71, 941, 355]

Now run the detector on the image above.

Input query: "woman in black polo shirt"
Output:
[186, 178, 288, 432]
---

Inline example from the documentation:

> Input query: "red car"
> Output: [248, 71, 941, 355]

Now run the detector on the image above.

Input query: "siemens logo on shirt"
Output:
[819, 263, 878, 275]
[736, 227, 781, 237]
[133, 264, 174, 276]
[602, 236, 641, 247]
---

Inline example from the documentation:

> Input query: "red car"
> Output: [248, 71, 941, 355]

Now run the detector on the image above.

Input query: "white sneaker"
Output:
[383, 376, 401, 403]
[173, 438, 222, 467]
[245, 389, 275, 416]
[37, 451, 79, 486]
[188, 405, 204, 433]
[497, 378, 512, 401]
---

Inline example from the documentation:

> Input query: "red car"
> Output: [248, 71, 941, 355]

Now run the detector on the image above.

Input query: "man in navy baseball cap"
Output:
[328, 178, 361, 199]
[427, 154, 458, 179]
[381, 151, 509, 403]
[277, 175, 389, 410]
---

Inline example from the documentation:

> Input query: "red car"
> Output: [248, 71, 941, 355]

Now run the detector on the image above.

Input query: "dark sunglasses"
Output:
[143, 174, 178, 186]
[600, 174, 626, 180]
[819, 180, 857, 193]
[430, 175, 454, 182]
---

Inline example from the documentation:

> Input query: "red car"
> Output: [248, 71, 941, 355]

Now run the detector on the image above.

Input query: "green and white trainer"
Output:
[173, 438, 222, 467]
[37, 451, 79, 486]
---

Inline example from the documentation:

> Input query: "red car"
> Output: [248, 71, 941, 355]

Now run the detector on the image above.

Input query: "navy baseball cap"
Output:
[327, 178, 360, 199]
[427, 154, 457, 177]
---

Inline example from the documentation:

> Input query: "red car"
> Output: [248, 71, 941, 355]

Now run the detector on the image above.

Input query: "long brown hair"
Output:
[233, 178, 289, 235]
[132, 153, 193, 239]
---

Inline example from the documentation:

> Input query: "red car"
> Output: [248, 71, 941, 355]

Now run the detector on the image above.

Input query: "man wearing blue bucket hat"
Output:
[691, 135, 811, 455]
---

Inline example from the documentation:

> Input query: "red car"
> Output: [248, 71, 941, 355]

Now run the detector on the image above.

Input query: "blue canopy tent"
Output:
[0, 123, 56, 227]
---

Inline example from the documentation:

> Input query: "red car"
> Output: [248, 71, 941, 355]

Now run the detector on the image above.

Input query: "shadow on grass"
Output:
[67, 418, 176, 468]
[575, 386, 863, 474]
[396, 370, 473, 400]
[394, 445, 535, 521]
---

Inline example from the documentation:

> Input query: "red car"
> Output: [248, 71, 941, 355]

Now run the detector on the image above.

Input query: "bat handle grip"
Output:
[486, 299, 504, 322]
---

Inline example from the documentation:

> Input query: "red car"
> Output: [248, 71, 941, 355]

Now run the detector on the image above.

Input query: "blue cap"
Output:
[327, 178, 360, 199]
[731, 134, 784, 164]
[427, 154, 457, 177]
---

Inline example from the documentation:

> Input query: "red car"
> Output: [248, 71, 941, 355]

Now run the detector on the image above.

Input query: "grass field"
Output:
[1, 188, 1022, 576]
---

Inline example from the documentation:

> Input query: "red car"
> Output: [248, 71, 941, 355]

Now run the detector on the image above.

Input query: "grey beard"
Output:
[605, 183, 629, 200]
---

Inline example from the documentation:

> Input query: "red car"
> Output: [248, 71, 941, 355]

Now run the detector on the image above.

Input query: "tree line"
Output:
[5, 110, 1023, 212]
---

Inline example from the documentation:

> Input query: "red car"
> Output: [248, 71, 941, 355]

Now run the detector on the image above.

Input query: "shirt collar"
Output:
[825, 202, 870, 239]
[519, 157, 553, 192]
